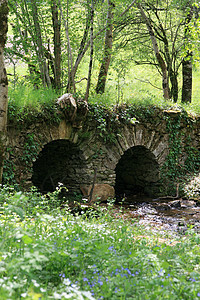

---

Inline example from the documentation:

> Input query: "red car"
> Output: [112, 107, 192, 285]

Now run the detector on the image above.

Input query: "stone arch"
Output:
[31, 139, 91, 194]
[116, 124, 169, 165]
[111, 124, 169, 198]
[114, 145, 160, 197]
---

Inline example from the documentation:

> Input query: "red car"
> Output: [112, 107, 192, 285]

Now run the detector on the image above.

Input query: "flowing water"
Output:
[115, 195, 200, 234]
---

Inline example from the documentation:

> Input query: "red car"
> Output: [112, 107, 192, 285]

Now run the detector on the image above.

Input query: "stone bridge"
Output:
[5, 106, 200, 198]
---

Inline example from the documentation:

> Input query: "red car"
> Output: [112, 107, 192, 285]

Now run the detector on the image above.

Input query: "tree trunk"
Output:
[85, 0, 94, 102]
[169, 70, 179, 102]
[182, 4, 194, 103]
[182, 56, 192, 103]
[66, 1, 91, 93]
[51, 0, 61, 90]
[0, 0, 8, 183]
[30, 0, 51, 87]
[137, 3, 170, 100]
[10, 1, 44, 87]
[66, 0, 137, 94]
[59, 0, 75, 92]
[96, 0, 115, 94]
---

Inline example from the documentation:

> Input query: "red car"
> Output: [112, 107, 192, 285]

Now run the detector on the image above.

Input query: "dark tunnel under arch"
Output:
[32, 139, 90, 194]
[115, 145, 160, 198]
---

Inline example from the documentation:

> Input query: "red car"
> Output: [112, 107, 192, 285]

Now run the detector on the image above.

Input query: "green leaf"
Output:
[22, 235, 33, 244]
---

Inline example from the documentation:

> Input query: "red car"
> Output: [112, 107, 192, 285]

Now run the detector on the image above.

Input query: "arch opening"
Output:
[115, 146, 160, 198]
[32, 140, 89, 194]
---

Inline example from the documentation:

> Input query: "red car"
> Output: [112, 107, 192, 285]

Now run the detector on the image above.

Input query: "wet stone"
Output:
[168, 200, 182, 208]
[117, 195, 200, 235]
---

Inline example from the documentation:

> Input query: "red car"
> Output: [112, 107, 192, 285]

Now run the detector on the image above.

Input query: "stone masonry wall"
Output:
[4, 110, 200, 196]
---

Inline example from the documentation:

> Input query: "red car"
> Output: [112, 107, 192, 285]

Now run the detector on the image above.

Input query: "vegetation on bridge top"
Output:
[7, 84, 200, 127]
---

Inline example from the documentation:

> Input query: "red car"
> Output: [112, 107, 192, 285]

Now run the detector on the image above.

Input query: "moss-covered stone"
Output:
[3, 103, 200, 198]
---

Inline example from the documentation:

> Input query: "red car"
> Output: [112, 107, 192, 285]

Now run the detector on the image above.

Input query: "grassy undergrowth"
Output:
[7, 61, 200, 118]
[1, 186, 200, 299]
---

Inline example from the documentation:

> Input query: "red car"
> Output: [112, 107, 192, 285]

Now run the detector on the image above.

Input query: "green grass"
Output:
[6, 54, 200, 116]
[76, 54, 200, 114]
[1, 187, 200, 299]
[7, 84, 60, 125]
[8, 84, 59, 109]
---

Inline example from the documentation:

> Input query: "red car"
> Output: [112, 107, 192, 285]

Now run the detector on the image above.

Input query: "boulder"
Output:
[80, 184, 115, 203]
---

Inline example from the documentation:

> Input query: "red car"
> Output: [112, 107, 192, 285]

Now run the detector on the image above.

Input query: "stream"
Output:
[114, 196, 200, 235]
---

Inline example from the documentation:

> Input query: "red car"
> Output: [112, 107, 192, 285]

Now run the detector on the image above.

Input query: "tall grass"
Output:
[8, 84, 59, 110]
[7, 84, 60, 124]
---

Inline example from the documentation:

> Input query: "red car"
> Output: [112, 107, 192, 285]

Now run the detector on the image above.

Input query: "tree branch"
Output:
[134, 77, 162, 90]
